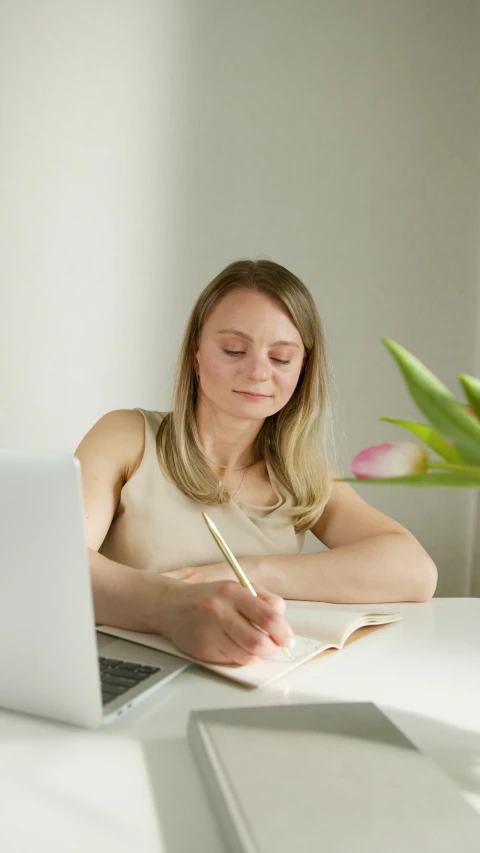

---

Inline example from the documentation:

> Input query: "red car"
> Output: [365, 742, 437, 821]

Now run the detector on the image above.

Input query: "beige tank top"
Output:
[99, 408, 306, 572]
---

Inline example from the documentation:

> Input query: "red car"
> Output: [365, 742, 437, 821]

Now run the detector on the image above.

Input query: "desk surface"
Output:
[1, 598, 480, 853]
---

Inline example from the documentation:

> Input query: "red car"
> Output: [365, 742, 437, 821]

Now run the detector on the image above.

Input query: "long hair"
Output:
[156, 259, 336, 534]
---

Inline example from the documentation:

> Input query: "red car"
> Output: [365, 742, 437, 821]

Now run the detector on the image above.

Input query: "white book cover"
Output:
[98, 602, 402, 688]
[188, 702, 480, 853]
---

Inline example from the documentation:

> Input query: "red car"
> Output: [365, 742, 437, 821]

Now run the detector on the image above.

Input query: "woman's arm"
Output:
[167, 537, 436, 603]
[89, 546, 293, 662]
[88, 546, 173, 631]
[252, 532, 436, 603]
[167, 481, 437, 603]
[76, 410, 293, 663]
[258, 480, 437, 602]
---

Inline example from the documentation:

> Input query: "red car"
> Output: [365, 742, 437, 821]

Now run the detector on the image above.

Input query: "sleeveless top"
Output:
[99, 409, 307, 572]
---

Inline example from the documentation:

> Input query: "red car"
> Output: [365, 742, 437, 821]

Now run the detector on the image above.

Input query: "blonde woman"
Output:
[76, 260, 437, 665]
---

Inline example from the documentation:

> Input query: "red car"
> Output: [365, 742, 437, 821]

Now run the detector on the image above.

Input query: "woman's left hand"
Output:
[164, 558, 258, 585]
[164, 564, 234, 584]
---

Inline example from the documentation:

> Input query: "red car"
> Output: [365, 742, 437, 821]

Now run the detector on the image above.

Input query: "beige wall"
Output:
[1, 1, 479, 595]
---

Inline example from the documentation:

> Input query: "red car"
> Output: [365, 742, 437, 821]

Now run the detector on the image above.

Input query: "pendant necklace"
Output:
[229, 464, 254, 499]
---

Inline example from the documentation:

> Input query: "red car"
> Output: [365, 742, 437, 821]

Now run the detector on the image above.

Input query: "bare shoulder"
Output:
[74, 409, 147, 550]
[75, 408, 146, 481]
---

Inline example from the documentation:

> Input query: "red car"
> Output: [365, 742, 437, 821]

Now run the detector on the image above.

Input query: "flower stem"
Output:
[427, 461, 480, 474]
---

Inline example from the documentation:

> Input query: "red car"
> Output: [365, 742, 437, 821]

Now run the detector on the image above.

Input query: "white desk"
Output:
[1, 598, 480, 852]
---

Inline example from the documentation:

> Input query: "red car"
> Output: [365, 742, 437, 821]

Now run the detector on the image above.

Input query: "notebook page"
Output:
[200, 636, 328, 687]
[285, 602, 402, 648]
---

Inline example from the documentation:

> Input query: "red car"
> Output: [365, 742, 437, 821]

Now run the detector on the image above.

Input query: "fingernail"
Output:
[288, 636, 296, 650]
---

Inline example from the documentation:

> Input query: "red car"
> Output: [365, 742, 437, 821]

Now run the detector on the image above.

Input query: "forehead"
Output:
[202, 289, 303, 344]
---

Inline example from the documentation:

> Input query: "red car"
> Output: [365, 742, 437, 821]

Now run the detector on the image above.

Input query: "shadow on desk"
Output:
[385, 707, 480, 798]
[140, 696, 480, 853]
[141, 736, 224, 853]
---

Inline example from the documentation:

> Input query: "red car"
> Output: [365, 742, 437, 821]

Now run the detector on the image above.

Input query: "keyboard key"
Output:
[100, 681, 127, 695]
[101, 666, 136, 679]
[102, 691, 118, 705]
[126, 670, 152, 682]
[102, 674, 138, 688]
[98, 655, 161, 704]
[113, 667, 149, 680]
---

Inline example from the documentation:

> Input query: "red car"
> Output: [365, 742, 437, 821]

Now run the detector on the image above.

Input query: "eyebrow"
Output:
[216, 328, 302, 348]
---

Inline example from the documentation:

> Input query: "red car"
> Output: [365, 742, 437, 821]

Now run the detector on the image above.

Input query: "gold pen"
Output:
[201, 511, 292, 660]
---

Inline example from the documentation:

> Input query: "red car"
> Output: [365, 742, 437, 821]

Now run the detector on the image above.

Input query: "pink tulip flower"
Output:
[351, 442, 429, 479]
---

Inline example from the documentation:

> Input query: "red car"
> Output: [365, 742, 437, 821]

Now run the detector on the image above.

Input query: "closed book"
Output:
[187, 702, 480, 853]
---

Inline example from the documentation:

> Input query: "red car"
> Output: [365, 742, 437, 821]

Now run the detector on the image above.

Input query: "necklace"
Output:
[229, 465, 253, 499]
[201, 451, 255, 499]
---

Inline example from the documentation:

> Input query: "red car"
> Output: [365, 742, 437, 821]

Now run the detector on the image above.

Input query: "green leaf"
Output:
[337, 472, 480, 487]
[379, 417, 464, 463]
[382, 339, 480, 465]
[458, 374, 480, 420]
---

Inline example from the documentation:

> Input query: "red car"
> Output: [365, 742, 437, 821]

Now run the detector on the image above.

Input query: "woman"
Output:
[76, 259, 437, 665]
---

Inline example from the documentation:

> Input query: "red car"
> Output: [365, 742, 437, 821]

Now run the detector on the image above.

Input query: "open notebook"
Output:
[98, 601, 402, 688]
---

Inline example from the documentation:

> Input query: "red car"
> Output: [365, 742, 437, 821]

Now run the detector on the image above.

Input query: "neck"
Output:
[195, 396, 263, 472]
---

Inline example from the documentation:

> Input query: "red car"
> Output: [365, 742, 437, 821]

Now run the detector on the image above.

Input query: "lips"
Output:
[234, 391, 271, 399]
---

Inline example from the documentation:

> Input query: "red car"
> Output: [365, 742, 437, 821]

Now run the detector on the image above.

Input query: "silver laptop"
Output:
[0, 449, 189, 727]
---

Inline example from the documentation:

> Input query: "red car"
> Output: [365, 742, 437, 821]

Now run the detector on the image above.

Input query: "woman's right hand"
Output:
[158, 579, 294, 665]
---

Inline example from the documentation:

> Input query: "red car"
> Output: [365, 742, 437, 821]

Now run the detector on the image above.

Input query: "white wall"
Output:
[1, 0, 189, 441]
[1, 0, 479, 596]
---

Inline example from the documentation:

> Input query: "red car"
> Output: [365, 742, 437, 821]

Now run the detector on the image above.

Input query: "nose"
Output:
[243, 351, 271, 382]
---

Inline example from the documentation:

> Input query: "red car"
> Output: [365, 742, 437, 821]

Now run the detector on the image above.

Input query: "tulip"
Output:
[351, 442, 429, 479]
[339, 340, 480, 488]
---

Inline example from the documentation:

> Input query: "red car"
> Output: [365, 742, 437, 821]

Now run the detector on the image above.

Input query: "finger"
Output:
[197, 631, 259, 666]
[254, 585, 286, 615]
[233, 587, 294, 649]
[187, 585, 270, 665]
[223, 611, 280, 660]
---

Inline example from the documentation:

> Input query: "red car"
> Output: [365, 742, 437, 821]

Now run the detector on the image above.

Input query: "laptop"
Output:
[0, 449, 189, 728]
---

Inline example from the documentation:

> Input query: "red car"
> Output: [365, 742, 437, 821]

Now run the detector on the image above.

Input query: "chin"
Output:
[230, 398, 276, 419]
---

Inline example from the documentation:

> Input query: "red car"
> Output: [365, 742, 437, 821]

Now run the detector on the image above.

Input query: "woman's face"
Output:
[195, 289, 305, 420]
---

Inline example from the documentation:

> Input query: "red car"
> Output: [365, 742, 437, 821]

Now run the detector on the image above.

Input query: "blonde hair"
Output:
[156, 259, 336, 534]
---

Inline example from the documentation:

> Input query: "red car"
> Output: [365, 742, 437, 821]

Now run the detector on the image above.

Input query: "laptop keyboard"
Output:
[99, 656, 161, 706]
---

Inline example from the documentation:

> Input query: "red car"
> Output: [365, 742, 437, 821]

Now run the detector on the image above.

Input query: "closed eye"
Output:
[222, 349, 291, 365]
